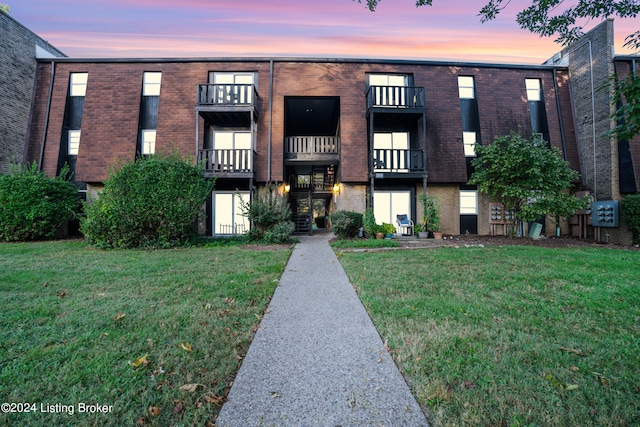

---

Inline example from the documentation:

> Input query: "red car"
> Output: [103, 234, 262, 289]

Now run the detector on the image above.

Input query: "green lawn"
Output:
[337, 245, 640, 426]
[0, 240, 291, 426]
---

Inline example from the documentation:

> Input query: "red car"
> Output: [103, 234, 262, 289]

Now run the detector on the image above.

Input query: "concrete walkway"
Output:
[216, 233, 429, 427]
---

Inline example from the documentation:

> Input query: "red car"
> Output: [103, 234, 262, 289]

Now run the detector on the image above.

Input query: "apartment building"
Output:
[0, 11, 65, 174]
[22, 20, 639, 242]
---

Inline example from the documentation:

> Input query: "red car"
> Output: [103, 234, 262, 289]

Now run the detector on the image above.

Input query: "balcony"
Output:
[198, 148, 254, 178]
[284, 136, 340, 163]
[366, 86, 425, 112]
[372, 148, 425, 176]
[196, 84, 258, 126]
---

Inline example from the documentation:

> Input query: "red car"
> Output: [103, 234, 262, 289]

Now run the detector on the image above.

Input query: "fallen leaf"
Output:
[113, 312, 126, 321]
[128, 354, 149, 369]
[270, 391, 282, 399]
[172, 401, 183, 414]
[225, 297, 235, 305]
[545, 374, 565, 389]
[415, 355, 423, 362]
[148, 406, 160, 417]
[463, 380, 477, 389]
[565, 384, 579, 391]
[180, 342, 193, 352]
[179, 383, 204, 393]
[55, 291, 67, 298]
[593, 372, 610, 387]
[205, 422, 215, 427]
[559, 347, 586, 356]
[203, 393, 224, 407]
[569, 366, 580, 372]
[136, 416, 148, 425]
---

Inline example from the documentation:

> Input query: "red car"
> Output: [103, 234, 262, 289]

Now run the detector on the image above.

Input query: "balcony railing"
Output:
[198, 149, 253, 174]
[366, 86, 425, 109]
[285, 136, 340, 156]
[373, 148, 425, 172]
[197, 84, 257, 107]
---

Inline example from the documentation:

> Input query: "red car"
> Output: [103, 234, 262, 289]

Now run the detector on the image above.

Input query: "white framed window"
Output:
[212, 192, 250, 235]
[458, 76, 475, 99]
[525, 78, 541, 101]
[69, 73, 88, 97]
[141, 130, 156, 155]
[373, 132, 409, 171]
[460, 190, 478, 214]
[143, 72, 162, 96]
[68, 130, 81, 155]
[463, 131, 477, 157]
[212, 131, 252, 150]
[374, 191, 411, 226]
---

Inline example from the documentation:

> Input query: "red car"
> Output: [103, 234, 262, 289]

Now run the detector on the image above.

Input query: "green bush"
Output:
[329, 210, 363, 239]
[622, 193, 640, 244]
[81, 154, 215, 249]
[0, 162, 80, 241]
[239, 184, 295, 244]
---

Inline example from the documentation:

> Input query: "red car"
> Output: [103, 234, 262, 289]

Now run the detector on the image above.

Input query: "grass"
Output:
[0, 240, 291, 426]
[337, 245, 640, 426]
[330, 238, 399, 249]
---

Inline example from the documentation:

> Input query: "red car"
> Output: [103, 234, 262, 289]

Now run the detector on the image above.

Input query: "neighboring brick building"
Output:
[0, 12, 65, 174]
[20, 17, 638, 243]
[546, 19, 640, 244]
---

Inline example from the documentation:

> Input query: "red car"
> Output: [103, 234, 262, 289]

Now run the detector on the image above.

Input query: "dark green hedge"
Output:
[0, 163, 80, 241]
[81, 154, 214, 249]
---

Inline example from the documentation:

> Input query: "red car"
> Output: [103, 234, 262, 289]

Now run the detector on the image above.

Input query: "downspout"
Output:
[267, 59, 274, 182]
[553, 68, 568, 162]
[38, 60, 56, 171]
[587, 41, 597, 199]
[23, 60, 41, 165]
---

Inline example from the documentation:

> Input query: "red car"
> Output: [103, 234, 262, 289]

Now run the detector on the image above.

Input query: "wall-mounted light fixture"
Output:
[332, 183, 340, 194]
[284, 184, 291, 193]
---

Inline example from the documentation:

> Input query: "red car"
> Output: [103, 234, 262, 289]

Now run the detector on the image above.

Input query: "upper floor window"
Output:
[458, 76, 475, 99]
[463, 131, 477, 157]
[68, 130, 81, 155]
[368, 74, 410, 107]
[69, 73, 88, 97]
[143, 72, 162, 96]
[525, 78, 541, 101]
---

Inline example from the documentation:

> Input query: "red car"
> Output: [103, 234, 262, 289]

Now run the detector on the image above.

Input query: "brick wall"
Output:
[0, 13, 64, 174]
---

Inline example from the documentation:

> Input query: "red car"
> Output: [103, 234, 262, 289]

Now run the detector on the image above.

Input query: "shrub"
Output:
[0, 162, 80, 241]
[81, 153, 215, 249]
[329, 210, 363, 239]
[239, 184, 295, 244]
[622, 193, 640, 244]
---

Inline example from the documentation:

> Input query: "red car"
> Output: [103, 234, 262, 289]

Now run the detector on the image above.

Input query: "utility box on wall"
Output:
[591, 200, 618, 227]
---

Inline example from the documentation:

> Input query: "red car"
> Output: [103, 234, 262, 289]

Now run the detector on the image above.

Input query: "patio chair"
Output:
[396, 214, 414, 236]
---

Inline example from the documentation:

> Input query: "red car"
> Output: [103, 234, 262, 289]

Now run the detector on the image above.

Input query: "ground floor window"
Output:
[374, 190, 411, 226]
[212, 191, 249, 235]
[460, 189, 478, 234]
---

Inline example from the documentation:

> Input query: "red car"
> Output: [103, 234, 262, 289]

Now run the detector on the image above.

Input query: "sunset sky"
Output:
[11, 0, 640, 64]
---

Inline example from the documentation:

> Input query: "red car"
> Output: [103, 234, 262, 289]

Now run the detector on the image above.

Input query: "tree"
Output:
[611, 72, 640, 142]
[0, 3, 9, 14]
[468, 132, 586, 236]
[357, 0, 640, 48]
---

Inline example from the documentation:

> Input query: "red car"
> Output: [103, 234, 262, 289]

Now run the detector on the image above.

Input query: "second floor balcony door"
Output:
[213, 131, 252, 171]
[373, 132, 409, 172]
